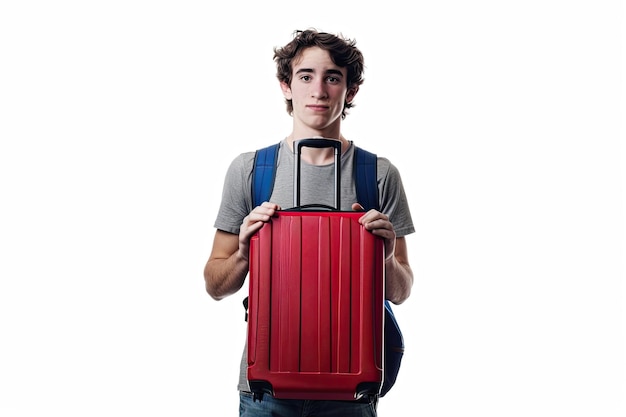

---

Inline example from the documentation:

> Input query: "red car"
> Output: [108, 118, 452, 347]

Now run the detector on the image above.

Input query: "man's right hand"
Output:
[237, 202, 281, 261]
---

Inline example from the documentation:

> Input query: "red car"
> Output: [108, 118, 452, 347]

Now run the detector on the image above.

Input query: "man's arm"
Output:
[384, 236, 413, 304]
[204, 202, 280, 300]
[204, 230, 248, 300]
[354, 206, 414, 305]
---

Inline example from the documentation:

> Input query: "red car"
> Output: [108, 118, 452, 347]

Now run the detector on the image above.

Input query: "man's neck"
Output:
[284, 133, 350, 165]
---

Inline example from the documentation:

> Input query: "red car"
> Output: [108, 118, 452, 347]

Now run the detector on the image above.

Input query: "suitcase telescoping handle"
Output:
[293, 138, 341, 210]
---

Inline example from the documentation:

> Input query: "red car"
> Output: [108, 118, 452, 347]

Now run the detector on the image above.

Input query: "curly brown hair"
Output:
[273, 29, 365, 119]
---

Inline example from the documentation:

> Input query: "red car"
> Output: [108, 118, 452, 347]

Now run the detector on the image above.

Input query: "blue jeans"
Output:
[239, 392, 378, 417]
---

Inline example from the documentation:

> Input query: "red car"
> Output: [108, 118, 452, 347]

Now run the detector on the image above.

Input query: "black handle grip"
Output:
[293, 138, 341, 209]
[296, 138, 342, 151]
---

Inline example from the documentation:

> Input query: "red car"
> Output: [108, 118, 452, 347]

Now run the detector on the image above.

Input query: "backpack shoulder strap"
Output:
[252, 143, 280, 207]
[354, 146, 379, 210]
[246, 142, 279, 322]
[354, 147, 405, 397]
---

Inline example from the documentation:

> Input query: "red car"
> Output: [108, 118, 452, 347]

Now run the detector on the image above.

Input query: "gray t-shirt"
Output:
[213, 139, 415, 392]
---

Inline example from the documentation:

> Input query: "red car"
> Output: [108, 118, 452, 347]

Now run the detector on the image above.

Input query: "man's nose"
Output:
[310, 80, 328, 99]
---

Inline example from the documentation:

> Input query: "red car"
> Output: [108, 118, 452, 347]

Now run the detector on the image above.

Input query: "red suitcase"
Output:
[247, 139, 385, 401]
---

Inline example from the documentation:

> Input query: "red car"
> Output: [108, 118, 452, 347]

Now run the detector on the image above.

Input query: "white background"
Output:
[1, 1, 624, 416]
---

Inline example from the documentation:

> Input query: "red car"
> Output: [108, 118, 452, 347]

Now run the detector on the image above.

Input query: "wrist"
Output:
[236, 247, 249, 263]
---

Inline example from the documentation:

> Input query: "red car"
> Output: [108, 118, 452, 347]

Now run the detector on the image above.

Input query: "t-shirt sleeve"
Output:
[378, 158, 415, 238]
[213, 152, 255, 235]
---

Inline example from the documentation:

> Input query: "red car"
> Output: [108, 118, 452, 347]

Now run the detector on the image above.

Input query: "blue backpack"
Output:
[250, 142, 404, 397]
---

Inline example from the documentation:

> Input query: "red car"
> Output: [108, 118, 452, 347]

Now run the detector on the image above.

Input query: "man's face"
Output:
[281, 47, 357, 133]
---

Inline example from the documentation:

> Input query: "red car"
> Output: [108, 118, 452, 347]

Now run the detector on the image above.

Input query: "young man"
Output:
[204, 29, 415, 417]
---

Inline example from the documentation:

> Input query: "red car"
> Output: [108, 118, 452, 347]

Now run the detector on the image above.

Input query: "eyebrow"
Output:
[295, 68, 344, 77]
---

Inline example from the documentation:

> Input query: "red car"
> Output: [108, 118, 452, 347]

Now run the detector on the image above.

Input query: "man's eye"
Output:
[301, 75, 311, 81]
[327, 76, 340, 83]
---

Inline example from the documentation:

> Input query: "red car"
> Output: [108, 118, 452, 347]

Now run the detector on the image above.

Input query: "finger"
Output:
[247, 220, 266, 234]
[261, 201, 281, 210]
[352, 203, 365, 211]
[359, 208, 385, 224]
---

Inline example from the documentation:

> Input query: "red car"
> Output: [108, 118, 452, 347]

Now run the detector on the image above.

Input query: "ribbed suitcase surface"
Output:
[247, 210, 385, 400]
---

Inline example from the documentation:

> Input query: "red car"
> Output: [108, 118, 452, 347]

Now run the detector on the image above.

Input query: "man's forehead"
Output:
[292, 48, 346, 75]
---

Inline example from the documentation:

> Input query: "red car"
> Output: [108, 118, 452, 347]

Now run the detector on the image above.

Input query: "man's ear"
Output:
[346, 86, 359, 103]
[280, 81, 292, 99]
